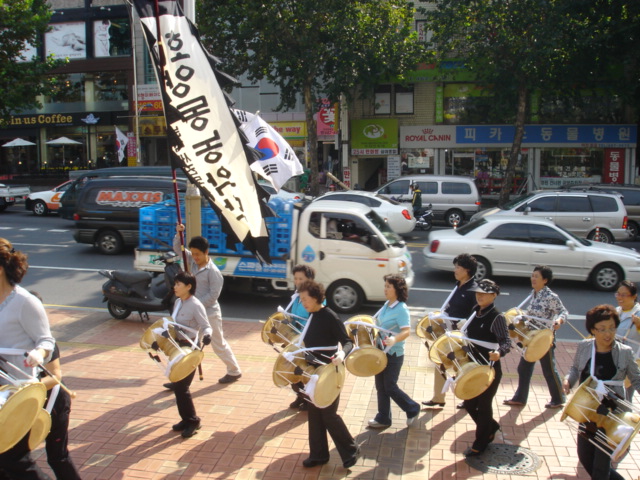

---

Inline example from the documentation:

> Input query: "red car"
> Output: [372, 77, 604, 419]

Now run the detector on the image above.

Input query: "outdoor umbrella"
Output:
[2, 138, 36, 147]
[46, 136, 83, 166]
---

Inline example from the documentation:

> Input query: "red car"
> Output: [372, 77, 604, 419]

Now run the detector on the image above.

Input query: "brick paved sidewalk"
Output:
[31, 307, 640, 479]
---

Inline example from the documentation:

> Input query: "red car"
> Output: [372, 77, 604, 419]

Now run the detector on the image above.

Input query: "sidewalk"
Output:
[32, 306, 640, 480]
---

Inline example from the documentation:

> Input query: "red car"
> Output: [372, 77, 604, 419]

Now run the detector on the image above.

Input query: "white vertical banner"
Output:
[133, 0, 271, 261]
[115, 126, 128, 164]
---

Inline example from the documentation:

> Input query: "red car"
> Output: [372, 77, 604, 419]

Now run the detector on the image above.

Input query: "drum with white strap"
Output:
[0, 382, 47, 453]
[140, 318, 204, 383]
[562, 376, 640, 462]
[504, 307, 554, 362]
[344, 315, 387, 377]
[415, 311, 446, 345]
[261, 312, 300, 347]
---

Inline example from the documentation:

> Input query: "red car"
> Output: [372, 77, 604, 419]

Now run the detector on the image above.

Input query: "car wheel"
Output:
[587, 228, 614, 244]
[591, 263, 622, 292]
[326, 279, 364, 314]
[97, 230, 124, 255]
[445, 209, 464, 228]
[473, 256, 491, 281]
[107, 301, 131, 320]
[627, 221, 639, 240]
[32, 200, 48, 216]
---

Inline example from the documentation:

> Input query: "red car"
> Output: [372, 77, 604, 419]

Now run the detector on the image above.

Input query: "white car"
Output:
[423, 215, 640, 291]
[257, 179, 306, 201]
[25, 180, 73, 216]
[313, 191, 416, 234]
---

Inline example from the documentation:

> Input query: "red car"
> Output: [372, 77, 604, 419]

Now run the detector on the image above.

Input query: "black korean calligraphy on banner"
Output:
[133, 0, 272, 262]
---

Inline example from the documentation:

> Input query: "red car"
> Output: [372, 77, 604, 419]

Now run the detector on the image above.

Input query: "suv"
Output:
[470, 190, 630, 243]
[563, 184, 640, 239]
[374, 174, 480, 227]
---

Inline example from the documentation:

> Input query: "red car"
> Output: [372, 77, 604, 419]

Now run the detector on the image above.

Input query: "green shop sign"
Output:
[351, 119, 398, 155]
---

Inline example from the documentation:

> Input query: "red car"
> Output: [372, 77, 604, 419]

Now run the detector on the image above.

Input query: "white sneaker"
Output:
[406, 414, 419, 427]
[367, 419, 390, 428]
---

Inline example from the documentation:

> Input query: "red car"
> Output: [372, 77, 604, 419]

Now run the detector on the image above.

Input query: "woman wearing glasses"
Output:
[562, 304, 640, 480]
[614, 280, 640, 400]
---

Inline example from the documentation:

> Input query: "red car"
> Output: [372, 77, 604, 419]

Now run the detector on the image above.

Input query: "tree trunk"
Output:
[303, 82, 319, 197]
[499, 84, 528, 206]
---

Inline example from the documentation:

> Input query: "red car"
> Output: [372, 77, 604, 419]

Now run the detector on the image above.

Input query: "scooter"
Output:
[99, 251, 182, 321]
[414, 203, 434, 231]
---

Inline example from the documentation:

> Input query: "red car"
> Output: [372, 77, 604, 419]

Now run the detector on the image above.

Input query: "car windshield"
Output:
[376, 194, 400, 205]
[499, 193, 535, 210]
[365, 210, 404, 246]
[454, 217, 487, 235]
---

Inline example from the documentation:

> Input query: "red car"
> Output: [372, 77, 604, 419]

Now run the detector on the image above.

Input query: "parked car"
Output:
[313, 191, 416, 234]
[374, 174, 480, 227]
[257, 179, 306, 201]
[25, 180, 73, 216]
[562, 183, 640, 240]
[470, 190, 630, 243]
[423, 216, 640, 291]
[0, 183, 30, 212]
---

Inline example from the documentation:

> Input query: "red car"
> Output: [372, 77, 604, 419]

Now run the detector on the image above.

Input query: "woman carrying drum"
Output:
[423, 253, 478, 409]
[170, 271, 212, 438]
[562, 304, 640, 480]
[614, 280, 640, 401]
[462, 279, 511, 457]
[367, 275, 420, 429]
[296, 280, 359, 469]
[504, 265, 568, 409]
[0, 238, 55, 480]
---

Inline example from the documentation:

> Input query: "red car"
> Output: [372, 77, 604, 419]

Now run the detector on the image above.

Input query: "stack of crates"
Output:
[139, 199, 184, 250]
[266, 197, 293, 258]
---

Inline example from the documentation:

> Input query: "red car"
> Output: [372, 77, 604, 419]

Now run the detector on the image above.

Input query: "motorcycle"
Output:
[414, 203, 434, 231]
[99, 251, 182, 321]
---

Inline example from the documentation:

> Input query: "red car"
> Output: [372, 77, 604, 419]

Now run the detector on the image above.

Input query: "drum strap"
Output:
[590, 343, 624, 400]
[517, 293, 532, 309]
[284, 293, 298, 313]
[441, 286, 457, 312]
[619, 304, 640, 343]
[448, 330, 499, 351]
[46, 384, 60, 414]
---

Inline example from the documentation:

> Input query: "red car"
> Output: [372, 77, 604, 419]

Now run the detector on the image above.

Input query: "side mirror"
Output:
[566, 240, 576, 250]
[524, 206, 531, 215]
[370, 235, 386, 252]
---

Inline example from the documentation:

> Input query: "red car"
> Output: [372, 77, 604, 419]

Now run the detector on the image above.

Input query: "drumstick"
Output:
[34, 362, 77, 399]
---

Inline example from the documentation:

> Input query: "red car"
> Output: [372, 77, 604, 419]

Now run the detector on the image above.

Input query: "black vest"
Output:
[466, 304, 500, 366]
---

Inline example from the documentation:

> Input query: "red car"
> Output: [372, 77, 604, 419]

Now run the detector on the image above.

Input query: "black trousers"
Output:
[463, 362, 502, 452]
[0, 435, 50, 480]
[174, 370, 199, 424]
[307, 395, 357, 463]
[46, 389, 81, 480]
[576, 429, 624, 480]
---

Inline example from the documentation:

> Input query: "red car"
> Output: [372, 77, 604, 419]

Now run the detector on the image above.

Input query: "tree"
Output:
[421, 0, 590, 205]
[196, 0, 423, 195]
[0, 0, 63, 119]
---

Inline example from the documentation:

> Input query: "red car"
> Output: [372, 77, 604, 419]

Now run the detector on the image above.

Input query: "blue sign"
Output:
[455, 125, 636, 146]
[301, 245, 316, 262]
[232, 258, 287, 278]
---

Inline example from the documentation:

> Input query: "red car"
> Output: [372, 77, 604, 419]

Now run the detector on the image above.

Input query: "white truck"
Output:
[134, 199, 414, 313]
[0, 183, 30, 212]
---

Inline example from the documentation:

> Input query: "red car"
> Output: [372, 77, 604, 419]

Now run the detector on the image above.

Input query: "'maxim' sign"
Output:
[133, 0, 271, 262]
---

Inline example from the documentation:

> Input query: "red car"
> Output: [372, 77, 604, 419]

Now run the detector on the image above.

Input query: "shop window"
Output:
[374, 85, 392, 114]
[45, 73, 85, 104]
[94, 72, 128, 102]
[45, 22, 87, 60]
[395, 85, 414, 114]
[93, 18, 131, 57]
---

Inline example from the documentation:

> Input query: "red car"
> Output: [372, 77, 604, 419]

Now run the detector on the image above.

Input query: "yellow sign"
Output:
[139, 116, 167, 137]
[271, 122, 306, 140]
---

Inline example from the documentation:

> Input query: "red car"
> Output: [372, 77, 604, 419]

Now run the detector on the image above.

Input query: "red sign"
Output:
[342, 168, 351, 188]
[603, 148, 625, 184]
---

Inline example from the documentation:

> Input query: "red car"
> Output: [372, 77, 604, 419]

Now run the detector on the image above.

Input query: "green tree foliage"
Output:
[0, 0, 63, 119]
[196, 0, 423, 195]
[422, 0, 588, 204]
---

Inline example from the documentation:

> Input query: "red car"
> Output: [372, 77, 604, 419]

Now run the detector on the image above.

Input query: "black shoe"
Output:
[422, 400, 445, 408]
[299, 401, 308, 411]
[488, 421, 501, 443]
[463, 447, 484, 457]
[290, 397, 305, 409]
[172, 420, 188, 432]
[181, 422, 201, 438]
[343, 447, 360, 469]
[302, 457, 329, 468]
[219, 374, 241, 384]
[457, 402, 465, 409]
[163, 382, 175, 391]
[545, 401, 564, 409]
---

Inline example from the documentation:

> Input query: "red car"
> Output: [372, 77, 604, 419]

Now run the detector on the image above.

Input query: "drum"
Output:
[272, 343, 315, 388]
[415, 311, 446, 343]
[562, 376, 640, 462]
[429, 332, 495, 400]
[28, 408, 52, 450]
[140, 319, 204, 383]
[505, 308, 554, 362]
[303, 363, 346, 408]
[261, 312, 300, 347]
[0, 382, 47, 454]
[344, 315, 387, 377]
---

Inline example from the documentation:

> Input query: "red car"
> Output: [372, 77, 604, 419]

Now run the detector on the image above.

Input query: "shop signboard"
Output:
[271, 122, 306, 141]
[401, 126, 456, 148]
[342, 168, 351, 188]
[603, 148, 625, 184]
[351, 119, 398, 155]
[317, 99, 338, 139]
[387, 155, 401, 180]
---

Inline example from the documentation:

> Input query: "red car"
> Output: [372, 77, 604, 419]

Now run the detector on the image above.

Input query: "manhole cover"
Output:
[465, 443, 542, 474]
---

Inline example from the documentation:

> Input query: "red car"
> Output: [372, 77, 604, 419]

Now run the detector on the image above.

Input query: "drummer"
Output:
[296, 280, 359, 469]
[170, 271, 212, 438]
[367, 275, 420, 429]
[423, 253, 478, 409]
[614, 280, 640, 401]
[282, 264, 322, 411]
[0, 238, 55, 479]
[562, 304, 640, 480]
[504, 265, 568, 409]
[461, 279, 511, 457]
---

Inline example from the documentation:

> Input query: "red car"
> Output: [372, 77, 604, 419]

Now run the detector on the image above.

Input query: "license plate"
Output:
[6, 197, 14, 202]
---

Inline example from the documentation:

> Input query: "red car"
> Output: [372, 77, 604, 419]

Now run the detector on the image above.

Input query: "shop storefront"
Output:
[350, 119, 399, 190]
